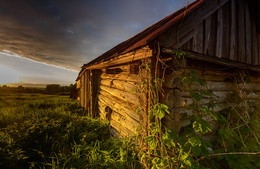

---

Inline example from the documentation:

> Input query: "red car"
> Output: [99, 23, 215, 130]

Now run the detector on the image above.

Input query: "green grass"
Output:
[0, 93, 138, 169]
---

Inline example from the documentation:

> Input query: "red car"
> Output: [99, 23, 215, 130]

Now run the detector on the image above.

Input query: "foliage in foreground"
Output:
[136, 55, 260, 169]
[0, 94, 138, 169]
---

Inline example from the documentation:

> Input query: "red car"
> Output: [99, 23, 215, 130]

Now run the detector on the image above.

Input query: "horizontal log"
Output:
[160, 89, 183, 108]
[98, 91, 140, 123]
[100, 72, 141, 82]
[190, 82, 260, 92]
[98, 97, 140, 132]
[100, 84, 142, 107]
[103, 64, 132, 72]
[182, 91, 259, 101]
[100, 79, 138, 93]
[110, 119, 134, 136]
[163, 71, 183, 89]
[110, 111, 139, 133]
[84, 47, 152, 70]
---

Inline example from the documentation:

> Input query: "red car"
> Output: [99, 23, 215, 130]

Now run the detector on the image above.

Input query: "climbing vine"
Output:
[134, 48, 260, 169]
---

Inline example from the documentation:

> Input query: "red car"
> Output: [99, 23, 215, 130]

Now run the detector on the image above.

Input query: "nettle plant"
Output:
[136, 50, 260, 169]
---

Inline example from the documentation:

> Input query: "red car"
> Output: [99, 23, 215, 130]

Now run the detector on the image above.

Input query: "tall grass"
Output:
[0, 93, 138, 169]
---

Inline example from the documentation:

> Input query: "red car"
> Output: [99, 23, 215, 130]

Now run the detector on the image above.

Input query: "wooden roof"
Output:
[83, 0, 208, 68]
[80, 0, 259, 71]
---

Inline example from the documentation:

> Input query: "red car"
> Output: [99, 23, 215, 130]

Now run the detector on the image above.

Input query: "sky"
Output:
[0, 0, 192, 85]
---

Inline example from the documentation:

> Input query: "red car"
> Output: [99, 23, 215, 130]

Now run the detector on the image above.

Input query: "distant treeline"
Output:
[0, 84, 76, 95]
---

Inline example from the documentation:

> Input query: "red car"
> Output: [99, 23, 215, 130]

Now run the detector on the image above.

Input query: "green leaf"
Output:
[161, 104, 170, 114]
[136, 107, 140, 113]
[158, 109, 165, 119]
[201, 119, 212, 133]
[193, 120, 211, 134]
[152, 157, 160, 164]
[140, 154, 146, 162]
[150, 139, 158, 149]
[193, 121, 202, 133]
[188, 136, 202, 147]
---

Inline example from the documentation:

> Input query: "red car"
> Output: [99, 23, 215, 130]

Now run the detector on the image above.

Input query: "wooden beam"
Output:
[84, 47, 152, 70]
[162, 48, 260, 72]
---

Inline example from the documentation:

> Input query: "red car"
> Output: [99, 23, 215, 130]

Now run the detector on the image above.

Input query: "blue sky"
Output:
[0, 0, 192, 85]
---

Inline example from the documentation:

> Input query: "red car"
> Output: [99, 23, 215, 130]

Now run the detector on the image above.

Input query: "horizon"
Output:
[0, 0, 192, 85]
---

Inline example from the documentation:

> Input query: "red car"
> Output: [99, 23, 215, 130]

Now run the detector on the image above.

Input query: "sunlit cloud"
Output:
[0, 50, 77, 72]
[0, 52, 77, 85]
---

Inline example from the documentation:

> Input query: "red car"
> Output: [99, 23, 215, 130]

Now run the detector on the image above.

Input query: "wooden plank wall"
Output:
[162, 59, 260, 130]
[181, 0, 259, 65]
[96, 63, 143, 136]
[78, 70, 93, 114]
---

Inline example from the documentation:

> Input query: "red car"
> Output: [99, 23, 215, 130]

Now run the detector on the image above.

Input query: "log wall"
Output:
[162, 58, 260, 131]
[76, 47, 152, 136]
[96, 63, 143, 136]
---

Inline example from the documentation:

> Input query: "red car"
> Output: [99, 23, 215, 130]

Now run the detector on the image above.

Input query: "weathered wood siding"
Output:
[78, 70, 92, 114]
[162, 58, 260, 131]
[94, 48, 152, 136]
[97, 64, 142, 136]
[160, 0, 259, 65]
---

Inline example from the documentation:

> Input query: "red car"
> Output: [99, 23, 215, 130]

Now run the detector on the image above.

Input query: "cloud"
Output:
[0, 0, 192, 72]
[0, 52, 78, 84]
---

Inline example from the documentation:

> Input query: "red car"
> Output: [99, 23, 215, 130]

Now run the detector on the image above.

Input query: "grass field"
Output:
[0, 93, 137, 169]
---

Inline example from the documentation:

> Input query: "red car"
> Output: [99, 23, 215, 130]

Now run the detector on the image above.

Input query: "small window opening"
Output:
[105, 106, 112, 121]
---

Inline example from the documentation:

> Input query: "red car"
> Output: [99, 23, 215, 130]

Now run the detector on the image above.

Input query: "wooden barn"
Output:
[76, 0, 260, 136]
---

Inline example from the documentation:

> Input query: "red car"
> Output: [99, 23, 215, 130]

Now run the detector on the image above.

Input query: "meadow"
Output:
[0, 92, 137, 169]
[0, 91, 259, 169]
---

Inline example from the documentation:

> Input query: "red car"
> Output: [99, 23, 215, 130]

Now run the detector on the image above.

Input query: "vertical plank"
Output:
[80, 76, 84, 107]
[258, 35, 260, 65]
[216, 7, 223, 58]
[251, 17, 258, 65]
[222, 1, 230, 59]
[89, 70, 93, 117]
[208, 11, 218, 56]
[230, 0, 237, 61]
[85, 70, 89, 109]
[82, 72, 85, 109]
[186, 38, 193, 51]
[192, 22, 203, 53]
[245, 1, 252, 64]
[203, 16, 211, 55]
[87, 70, 90, 114]
[238, 0, 246, 62]
[85, 71, 88, 109]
